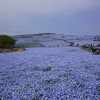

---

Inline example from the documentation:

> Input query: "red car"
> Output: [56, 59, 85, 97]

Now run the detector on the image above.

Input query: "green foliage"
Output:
[0, 35, 15, 48]
[4, 44, 12, 49]
[42, 67, 52, 72]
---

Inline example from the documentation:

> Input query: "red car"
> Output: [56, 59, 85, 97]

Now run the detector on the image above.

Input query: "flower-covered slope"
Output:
[0, 46, 100, 100]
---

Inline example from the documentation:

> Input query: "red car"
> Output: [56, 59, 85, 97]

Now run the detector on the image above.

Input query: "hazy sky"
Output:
[0, 0, 100, 35]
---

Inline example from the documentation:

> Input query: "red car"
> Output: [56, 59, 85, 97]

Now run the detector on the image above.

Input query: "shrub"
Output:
[4, 44, 12, 49]
[42, 67, 52, 72]
[0, 35, 15, 48]
[69, 42, 74, 46]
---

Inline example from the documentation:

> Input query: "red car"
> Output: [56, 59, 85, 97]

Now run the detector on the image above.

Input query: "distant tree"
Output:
[0, 35, 16, 48]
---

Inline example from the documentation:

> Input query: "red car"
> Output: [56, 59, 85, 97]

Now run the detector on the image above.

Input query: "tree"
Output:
[0, 35, 16, 48]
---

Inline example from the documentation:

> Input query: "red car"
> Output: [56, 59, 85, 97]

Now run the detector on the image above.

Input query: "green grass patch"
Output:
[42, 67, 52, 72]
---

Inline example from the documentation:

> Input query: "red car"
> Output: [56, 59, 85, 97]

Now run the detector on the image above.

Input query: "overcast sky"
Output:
[0, 0, 100, 35]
